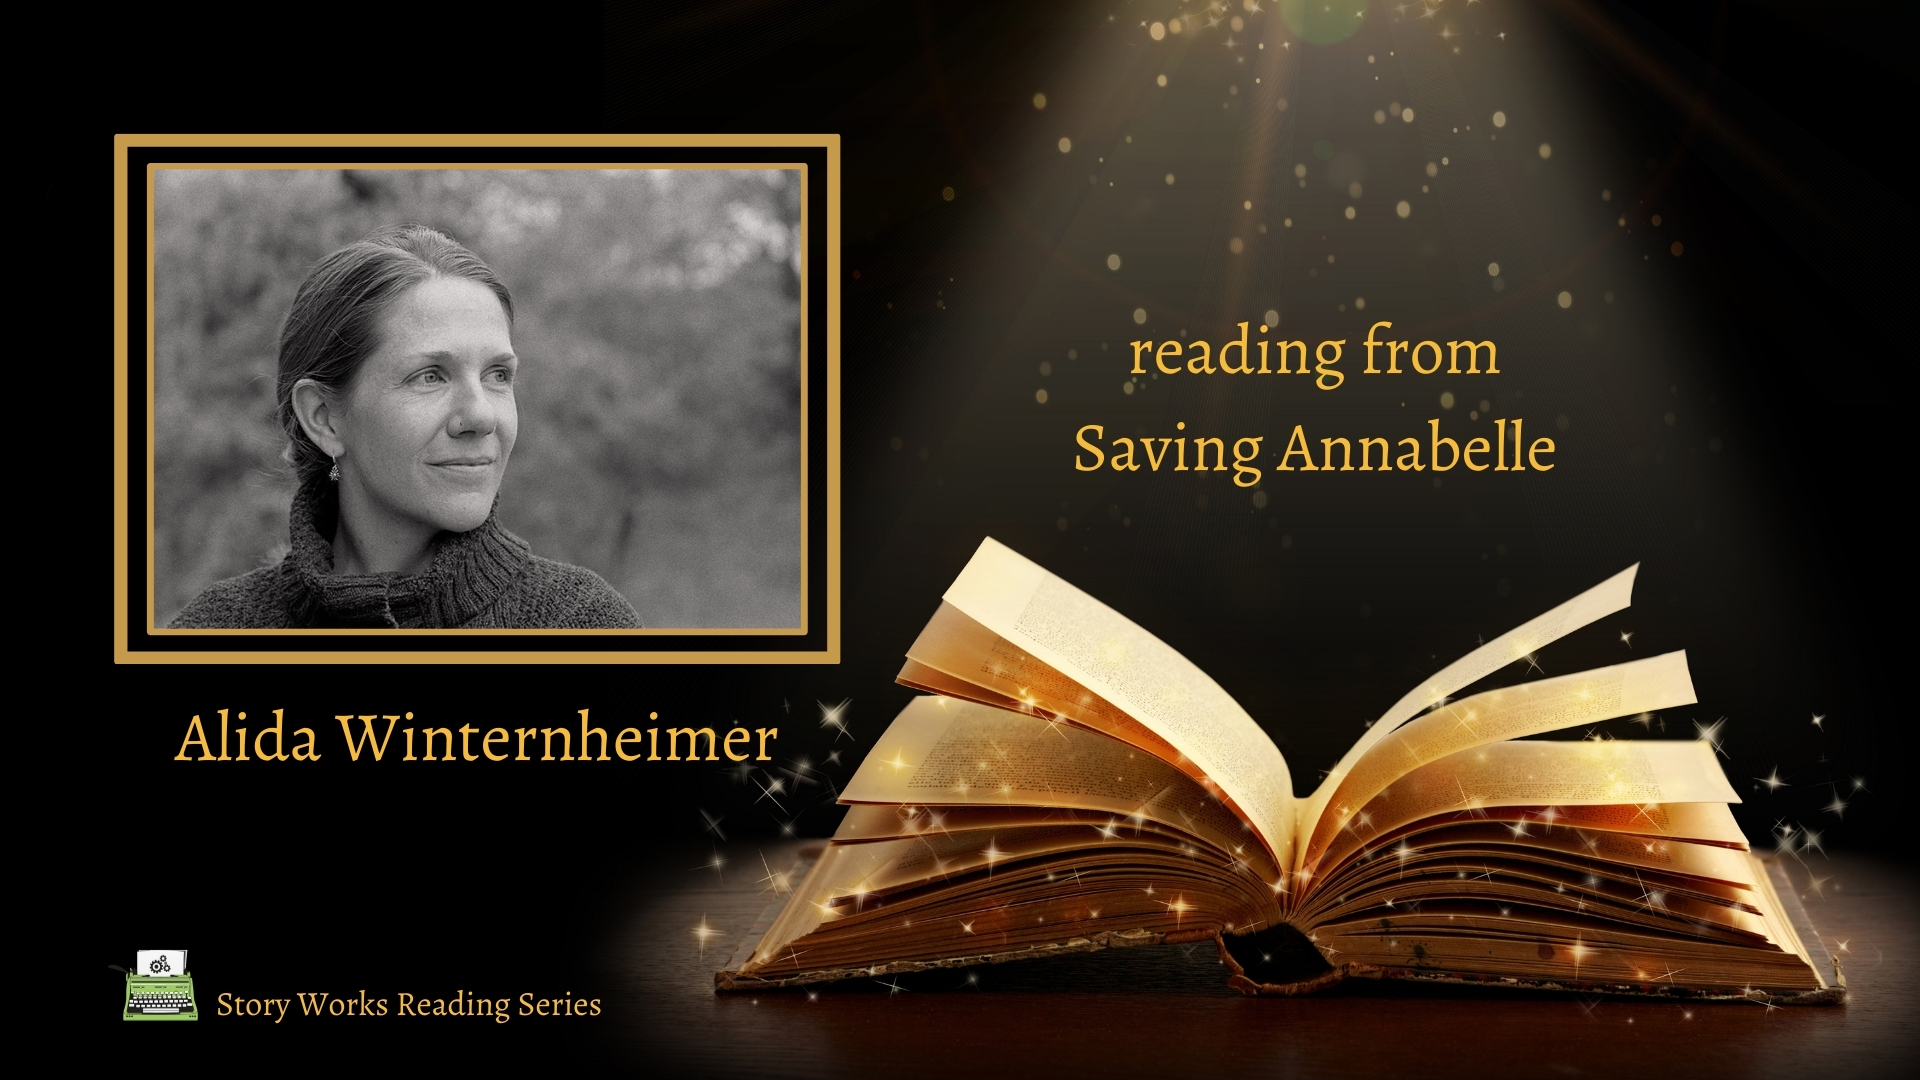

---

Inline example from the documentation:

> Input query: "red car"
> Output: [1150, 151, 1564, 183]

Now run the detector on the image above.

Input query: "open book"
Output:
[718, 539, 1844, 1003]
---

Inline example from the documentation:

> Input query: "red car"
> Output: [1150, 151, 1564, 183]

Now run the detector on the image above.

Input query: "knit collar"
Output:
[277, 479, 530, 628]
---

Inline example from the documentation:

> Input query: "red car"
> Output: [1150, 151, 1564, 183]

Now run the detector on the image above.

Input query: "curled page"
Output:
[1301, 650, 1698, 875]
[1315, 740, 1744, 871]
[941, 539, 1295, 867]
[840, 696, 1269, 879]
[1297, 565, 1641, 860]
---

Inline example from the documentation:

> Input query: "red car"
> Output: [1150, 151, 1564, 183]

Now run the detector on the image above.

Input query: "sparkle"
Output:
[758, 852, 795, 896]
[1754, 767, 1789, 793]
[1036, 710, 1075, 739]
[780, 755, 827, 790]
[691, 916, 721, 957]
[1569, 937, 1591, 968]
[1693, 717, 1728, 757]
[1810, 713, 1826, 730]
[1619, 631, 1634, 648]
[818, 699, 853, 741]
[699, 807, 727, 841]
[754, 774, 789, 813]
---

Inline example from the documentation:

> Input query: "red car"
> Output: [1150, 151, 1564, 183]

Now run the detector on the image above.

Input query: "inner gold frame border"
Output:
[115, 133, 840, 664]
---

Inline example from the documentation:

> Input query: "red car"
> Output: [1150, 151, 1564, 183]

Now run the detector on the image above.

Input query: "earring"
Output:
[328, 459, 341, 482]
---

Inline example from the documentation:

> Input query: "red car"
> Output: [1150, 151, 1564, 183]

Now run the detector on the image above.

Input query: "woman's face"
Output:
[333, 276, 518, 542]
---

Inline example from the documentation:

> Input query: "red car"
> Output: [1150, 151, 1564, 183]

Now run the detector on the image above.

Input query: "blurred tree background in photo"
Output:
[152, 168, 802, 627]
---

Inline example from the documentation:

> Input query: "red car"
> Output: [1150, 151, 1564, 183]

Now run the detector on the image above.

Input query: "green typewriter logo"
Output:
[122, 950, 197, 1020]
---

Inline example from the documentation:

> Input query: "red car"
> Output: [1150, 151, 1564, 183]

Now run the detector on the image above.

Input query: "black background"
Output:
[95, 1, 1910, 1070]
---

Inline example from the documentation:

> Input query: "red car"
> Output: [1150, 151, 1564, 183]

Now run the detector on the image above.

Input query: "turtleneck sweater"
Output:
[169, 481, 641, 629]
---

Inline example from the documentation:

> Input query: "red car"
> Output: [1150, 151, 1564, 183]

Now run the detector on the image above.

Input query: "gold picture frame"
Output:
[114, 134, 839, 663]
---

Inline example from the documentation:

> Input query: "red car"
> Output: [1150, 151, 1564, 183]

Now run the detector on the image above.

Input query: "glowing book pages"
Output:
[716, 540, 1843, 1003]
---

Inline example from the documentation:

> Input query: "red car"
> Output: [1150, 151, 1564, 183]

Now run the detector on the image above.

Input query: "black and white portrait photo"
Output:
[146, 164, 807, 636]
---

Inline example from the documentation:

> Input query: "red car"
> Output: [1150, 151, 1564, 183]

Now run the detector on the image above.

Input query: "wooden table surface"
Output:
[588, 844, 1917, 1078]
